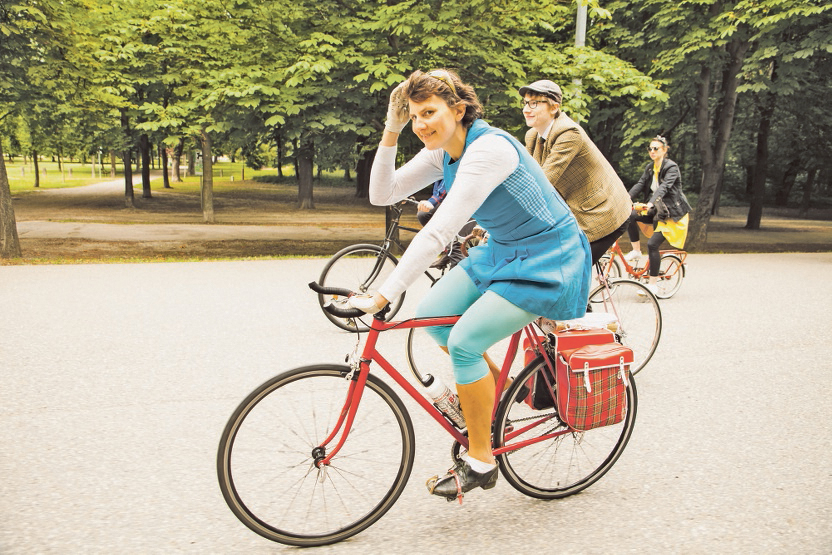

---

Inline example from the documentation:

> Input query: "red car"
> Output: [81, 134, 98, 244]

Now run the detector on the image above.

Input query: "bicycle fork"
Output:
[313, 361, 372, 475]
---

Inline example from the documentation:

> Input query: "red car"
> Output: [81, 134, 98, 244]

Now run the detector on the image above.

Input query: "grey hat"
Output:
[519, 80, 562, 104]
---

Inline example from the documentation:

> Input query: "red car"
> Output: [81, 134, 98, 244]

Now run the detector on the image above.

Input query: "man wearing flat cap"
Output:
[520, 79, 632, 263]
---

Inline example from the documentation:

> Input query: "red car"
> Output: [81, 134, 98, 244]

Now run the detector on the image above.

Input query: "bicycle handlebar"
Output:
[308, 282, 366, 318]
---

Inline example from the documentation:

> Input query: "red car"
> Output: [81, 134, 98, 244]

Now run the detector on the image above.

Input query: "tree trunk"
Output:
[746, 92, 776, 230]
[121, 112, 135, 207]
[711, 176, 723, 216]
[744, 164, 754, 196]
[33, 149, 40, 188]
[297, 139, 315, 209]
[109, 151, 116, 177]
[172, 138, 184, 182]
[201, 129, 214, 223]
[139, 134, 152, 198]
[0, 140, 22, 258]
[798, 167, 818, 218]
[276, 133, 284, 178]
[292, 139, 299, 179]
[686, 38, 750, 250]
[160, 144, 171, 188]
[187, 149, 196, 177]
[385, 206, 400, 252]
[355, 147, 376, 199]
[122, 149, 135, 208]
[774, 158, 800, 206]
[344, 165, 351, 181]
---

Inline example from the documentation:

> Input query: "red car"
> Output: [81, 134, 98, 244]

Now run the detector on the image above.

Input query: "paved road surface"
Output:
[1, 253, 830, 553]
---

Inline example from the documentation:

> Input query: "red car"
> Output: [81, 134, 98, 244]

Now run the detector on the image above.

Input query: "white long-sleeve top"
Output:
[369, 135, 520, 301]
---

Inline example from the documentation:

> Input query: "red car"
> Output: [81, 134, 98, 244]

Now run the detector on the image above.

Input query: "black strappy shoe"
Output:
[426, 459, 498, 504]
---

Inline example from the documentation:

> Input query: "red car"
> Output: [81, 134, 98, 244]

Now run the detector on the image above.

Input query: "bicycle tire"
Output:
[405, 326, 454, 386]
[587, 279, 661, 374]
[593, 254, 621, 287]
[655, 254, 684, 299]
[493, 356, 637, 499]
[217, 365, 415, 547]
[317, 244, 404, 332]
[405, 326, 514, 389]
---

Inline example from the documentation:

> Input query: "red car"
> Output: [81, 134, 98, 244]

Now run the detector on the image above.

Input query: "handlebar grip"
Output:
[308, 282, 366, 318]
[309, 281, 352, 297]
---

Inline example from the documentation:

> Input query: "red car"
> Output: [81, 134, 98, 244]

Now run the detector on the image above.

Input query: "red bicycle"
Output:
[217, 282, 638, 547]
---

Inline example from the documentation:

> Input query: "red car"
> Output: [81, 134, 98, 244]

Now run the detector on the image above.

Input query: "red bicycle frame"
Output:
[318, 315, 569, 466]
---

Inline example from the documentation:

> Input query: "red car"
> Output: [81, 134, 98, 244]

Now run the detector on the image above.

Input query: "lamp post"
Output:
[572, 1, 587, 119]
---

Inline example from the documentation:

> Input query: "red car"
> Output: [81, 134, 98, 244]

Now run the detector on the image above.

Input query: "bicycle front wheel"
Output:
[494, 357, 637, 499]
[587, 279, 661, 374]
[656, 254, 685, 299]
[593, 253, 622, 286]
[217, 365, 415, 547]
[318, 244, 404, 332]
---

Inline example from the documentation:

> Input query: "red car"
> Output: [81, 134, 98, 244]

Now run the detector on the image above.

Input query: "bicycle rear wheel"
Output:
[318, 244, 404, 332]
[217, 365, 415, 547]
[494, 357, 637, 499]
[656, 254, 684, 299]
[587, 279, 661, 374]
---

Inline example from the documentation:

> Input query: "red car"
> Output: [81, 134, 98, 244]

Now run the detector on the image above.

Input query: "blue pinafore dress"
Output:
[445, 119, 591, 320]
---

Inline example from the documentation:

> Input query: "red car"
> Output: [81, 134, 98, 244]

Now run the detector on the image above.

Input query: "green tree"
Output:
[0, 0, 94, 257]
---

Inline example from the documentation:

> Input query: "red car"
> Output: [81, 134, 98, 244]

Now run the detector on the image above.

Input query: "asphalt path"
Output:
[14, 177, 832, 248]
[1, 253, 830, 553]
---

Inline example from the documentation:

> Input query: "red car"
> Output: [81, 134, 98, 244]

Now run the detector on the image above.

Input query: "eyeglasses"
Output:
[427, 70, 458, 97]
[647, 146, 662, 152]
[522, 100, 544, 109]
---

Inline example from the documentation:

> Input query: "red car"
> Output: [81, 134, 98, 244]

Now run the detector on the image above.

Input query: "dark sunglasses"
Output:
[647, 146, 662, 152]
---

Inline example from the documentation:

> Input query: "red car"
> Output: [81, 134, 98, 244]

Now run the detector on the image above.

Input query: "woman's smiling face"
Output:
[409, 94, 465, 153]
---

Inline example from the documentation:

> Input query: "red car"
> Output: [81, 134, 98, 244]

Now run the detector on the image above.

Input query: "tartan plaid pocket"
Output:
[556, 343, 633, 431]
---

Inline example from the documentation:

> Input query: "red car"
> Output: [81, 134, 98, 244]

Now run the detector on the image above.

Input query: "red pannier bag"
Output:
[522, 327, 616, 410]
[556, 343, 633, 431]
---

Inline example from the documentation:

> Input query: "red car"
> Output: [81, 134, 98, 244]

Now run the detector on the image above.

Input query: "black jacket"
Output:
[628, 158, 691, 221]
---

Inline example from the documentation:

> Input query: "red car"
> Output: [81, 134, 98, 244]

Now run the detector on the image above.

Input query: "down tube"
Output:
[372, 352, 469, 447]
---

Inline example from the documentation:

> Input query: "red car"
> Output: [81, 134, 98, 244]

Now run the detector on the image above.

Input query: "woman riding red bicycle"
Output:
[346, 69, 591, 501]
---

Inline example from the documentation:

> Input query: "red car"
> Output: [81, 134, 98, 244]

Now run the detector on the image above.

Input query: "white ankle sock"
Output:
[462, 454, 496, 473]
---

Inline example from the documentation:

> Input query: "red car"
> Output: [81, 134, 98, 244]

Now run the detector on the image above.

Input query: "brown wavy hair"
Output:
[401, 69, 483, 129]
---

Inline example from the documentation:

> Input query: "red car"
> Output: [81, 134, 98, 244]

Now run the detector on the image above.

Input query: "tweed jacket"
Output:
[629, 158, 692, 221]
[524, 113, 632, 242]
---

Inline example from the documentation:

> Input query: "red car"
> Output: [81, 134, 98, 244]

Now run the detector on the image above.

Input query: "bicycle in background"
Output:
[316, 197, 477, 332]
[597, 239, 687, 299]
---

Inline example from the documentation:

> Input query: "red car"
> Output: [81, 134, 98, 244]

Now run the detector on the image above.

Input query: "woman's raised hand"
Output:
[384, 82, 410, 134]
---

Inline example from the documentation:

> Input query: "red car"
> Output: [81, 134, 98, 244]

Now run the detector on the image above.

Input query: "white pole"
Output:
[573, 1, 588, 116]
[575, 1, 587, 48]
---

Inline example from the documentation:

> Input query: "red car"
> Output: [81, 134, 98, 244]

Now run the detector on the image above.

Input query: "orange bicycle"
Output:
[597, 240, 687, 299]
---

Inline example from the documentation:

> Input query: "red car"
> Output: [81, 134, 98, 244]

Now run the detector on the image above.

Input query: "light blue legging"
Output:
[415, 265, 537, 385]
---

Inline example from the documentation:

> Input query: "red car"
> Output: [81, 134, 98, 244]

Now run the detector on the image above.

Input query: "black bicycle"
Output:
[316, 197, 478, 332]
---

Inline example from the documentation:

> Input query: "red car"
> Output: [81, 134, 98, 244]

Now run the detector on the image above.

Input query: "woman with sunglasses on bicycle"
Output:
[625, 135, 692, 295]
[520, 79, 632, 264]
[347, 69, 591, 501]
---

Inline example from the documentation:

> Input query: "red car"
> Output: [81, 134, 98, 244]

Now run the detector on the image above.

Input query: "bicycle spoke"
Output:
[218, 366, 414, 547]
[494, 360, 637, 499]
